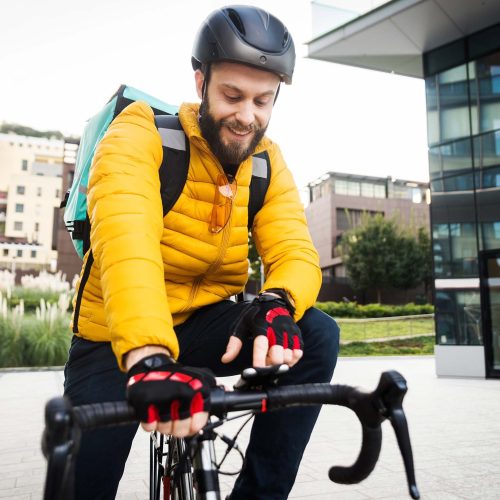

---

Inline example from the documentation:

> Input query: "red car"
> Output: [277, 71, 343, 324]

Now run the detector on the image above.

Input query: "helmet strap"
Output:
[201, 63, 211, 101]
[274, 83, 281, 105]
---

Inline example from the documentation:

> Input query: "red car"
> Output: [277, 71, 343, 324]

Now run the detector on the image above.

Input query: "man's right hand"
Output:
[126, 353, 215, 437]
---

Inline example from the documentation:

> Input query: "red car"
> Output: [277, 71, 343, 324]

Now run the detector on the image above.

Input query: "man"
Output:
[64, 5, 339, 499]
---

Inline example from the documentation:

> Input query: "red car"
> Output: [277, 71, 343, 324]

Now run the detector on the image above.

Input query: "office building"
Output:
[307, 0, 500, 377]
[306, 171, 429, 302]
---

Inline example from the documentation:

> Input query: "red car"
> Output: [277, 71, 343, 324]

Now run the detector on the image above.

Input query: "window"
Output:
[16, 186, 25, 195]
[21, 159, 28, 171]
[31, 250, 37, 258]
[2, 249, 8, 257]
[55, 189, 60, 199]
[334, 180, 361, 196]
[336, 208, 381, 231]
[37, 187, 42, 197]
[34, 222, 40, 232]
[373, 184, 386, 198]
[14, 221, 22, 231]
[435, 290, 482, 345]
[433, 222, 478, 277]
[15, 203, 24, 213]
[16, 249, 22, 258]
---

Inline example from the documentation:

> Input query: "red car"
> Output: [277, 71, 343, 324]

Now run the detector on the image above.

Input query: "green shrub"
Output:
[7, 287, 73, 313]
[316, 301, 434, 318]
[0, 313, 71, 368]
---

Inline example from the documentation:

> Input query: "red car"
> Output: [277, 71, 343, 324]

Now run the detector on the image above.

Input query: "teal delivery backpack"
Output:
[61, 84, 271, 259]
[61, 85, 181, 258]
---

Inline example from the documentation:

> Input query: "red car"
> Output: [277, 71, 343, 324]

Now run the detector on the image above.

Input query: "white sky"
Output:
[0, 0, 429, 191]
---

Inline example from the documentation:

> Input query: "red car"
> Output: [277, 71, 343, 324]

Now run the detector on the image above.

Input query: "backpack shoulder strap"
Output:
[248, 150, 271, 231]
[154, 115, 190, 217]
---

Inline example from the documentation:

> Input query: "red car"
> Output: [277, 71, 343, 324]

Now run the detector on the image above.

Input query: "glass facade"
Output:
[424, 23, 500, 352]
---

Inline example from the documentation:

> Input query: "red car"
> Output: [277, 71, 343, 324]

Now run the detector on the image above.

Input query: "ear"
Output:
[194, 70, 204, 99]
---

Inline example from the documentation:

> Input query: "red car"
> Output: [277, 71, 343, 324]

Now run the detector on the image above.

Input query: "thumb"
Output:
[221, 335, 243, 364]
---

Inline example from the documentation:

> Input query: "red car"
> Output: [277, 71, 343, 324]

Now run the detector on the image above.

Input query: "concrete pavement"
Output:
[1, 356, 500, 499]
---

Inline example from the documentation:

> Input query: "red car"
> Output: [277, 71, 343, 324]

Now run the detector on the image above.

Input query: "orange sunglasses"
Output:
[210, 174, 237, 234]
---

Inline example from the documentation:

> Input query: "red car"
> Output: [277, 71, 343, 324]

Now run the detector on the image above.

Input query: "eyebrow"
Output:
[220, 83, 276, 98]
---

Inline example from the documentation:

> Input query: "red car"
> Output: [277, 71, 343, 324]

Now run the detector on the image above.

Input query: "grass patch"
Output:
[338, 317, 434, 342]
[339, 335, 434, 357]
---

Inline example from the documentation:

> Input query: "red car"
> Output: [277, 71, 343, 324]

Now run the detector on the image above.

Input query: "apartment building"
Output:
[305, 171, 430, 301]
[0, 133, 64, 271]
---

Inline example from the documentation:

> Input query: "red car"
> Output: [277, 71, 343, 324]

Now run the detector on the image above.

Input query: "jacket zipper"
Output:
[181, 165, 235, 311]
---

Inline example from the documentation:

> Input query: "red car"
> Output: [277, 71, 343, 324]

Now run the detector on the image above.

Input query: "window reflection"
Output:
[435, 290, 482, 345]
[433, 222, 478, 277]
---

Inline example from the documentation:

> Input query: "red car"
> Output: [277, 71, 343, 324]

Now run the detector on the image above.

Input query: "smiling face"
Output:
[196, 61, 280, 164]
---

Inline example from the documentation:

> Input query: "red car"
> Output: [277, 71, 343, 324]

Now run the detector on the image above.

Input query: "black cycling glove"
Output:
[126, 353, 216, 423]
[232, 289, 303, 350]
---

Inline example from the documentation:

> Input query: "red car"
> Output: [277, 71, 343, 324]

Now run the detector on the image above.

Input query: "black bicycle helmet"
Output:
[192, 5, 295, 84]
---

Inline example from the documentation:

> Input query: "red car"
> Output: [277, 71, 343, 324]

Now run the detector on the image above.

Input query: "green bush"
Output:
[7, 287, 73, 313]
[0, 313, 71, 368]
[316, 301, 434, 318]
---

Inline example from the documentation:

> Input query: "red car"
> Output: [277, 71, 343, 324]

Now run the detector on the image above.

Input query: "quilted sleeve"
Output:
[87, 100, 179, 370]
[252, 144, 322, 321]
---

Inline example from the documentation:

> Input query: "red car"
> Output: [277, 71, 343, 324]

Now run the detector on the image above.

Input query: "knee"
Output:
[298, 308, 340, 379]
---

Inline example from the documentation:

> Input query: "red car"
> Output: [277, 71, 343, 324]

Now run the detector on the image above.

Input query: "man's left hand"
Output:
[222, 291, 303, 367]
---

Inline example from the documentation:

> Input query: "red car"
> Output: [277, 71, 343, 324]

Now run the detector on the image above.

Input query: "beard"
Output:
[199, 98, 267, 165]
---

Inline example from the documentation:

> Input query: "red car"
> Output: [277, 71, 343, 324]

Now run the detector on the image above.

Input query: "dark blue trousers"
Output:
[64, 302, 340, 500]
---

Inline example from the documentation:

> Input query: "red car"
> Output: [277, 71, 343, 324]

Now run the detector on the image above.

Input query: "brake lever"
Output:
[42, 397, 80, 500]
[374, 371, 420, 500]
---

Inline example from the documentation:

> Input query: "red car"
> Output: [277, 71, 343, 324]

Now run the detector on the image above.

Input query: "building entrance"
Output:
[480, 250, 500, 378]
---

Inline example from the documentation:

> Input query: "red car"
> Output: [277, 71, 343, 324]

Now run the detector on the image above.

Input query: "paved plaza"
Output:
[1, 355, 500, 499]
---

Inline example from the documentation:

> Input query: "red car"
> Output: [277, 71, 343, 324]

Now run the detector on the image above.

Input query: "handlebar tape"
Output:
[73, 401, 136, 431]
[329, 425, 382, 483]
[266, 383, 383, 484]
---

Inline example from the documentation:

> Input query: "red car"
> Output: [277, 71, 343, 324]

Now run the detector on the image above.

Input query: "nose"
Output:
[234, 100, 255, 127]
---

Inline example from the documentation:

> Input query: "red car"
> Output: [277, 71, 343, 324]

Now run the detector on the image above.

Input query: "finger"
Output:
[141, 421, 157, 433]
[221, 336, 243, 364]
[253, 335, 268, 367]
[170, 417, 191, 438]
[154, 420, 172, 435]
[267, 344, 284, 366]
[290, 349, 304, 367]
[189, 411, 209, 436]
[283, 348, 293, 365]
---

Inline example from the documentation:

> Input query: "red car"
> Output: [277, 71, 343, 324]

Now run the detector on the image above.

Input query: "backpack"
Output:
[61, 84, 271, 259]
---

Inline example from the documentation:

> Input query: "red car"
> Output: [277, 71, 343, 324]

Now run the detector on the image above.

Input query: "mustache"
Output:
[220, 120, 259, 133]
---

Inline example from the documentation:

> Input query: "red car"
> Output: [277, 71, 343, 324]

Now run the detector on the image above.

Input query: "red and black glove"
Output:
[126, 353, 216, 423]
[232, 289, 303, 350]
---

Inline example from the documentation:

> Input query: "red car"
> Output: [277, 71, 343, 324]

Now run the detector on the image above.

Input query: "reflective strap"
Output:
[157, 128, 186, 151]
[252, 156, 268, 178]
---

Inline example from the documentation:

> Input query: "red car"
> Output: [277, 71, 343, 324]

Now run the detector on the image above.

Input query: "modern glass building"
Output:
[307, 0, 500, 377]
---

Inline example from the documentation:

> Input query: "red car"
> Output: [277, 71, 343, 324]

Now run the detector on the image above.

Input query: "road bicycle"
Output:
[42, 364, 420, 500]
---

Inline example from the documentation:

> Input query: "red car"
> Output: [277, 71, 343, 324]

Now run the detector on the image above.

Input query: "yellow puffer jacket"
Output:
[72, 101, 321, 370]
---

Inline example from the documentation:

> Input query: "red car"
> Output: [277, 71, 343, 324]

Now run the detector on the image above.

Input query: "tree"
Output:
[340, 213, 430, 303]
[0, 122, 65, 140]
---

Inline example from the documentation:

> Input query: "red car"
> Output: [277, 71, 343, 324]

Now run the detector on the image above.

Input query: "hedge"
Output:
[315, 301, 434, 318]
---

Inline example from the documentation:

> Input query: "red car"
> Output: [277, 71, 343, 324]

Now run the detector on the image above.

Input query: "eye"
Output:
[225, 94, 240, 103]
[255, 97, 270, 107]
